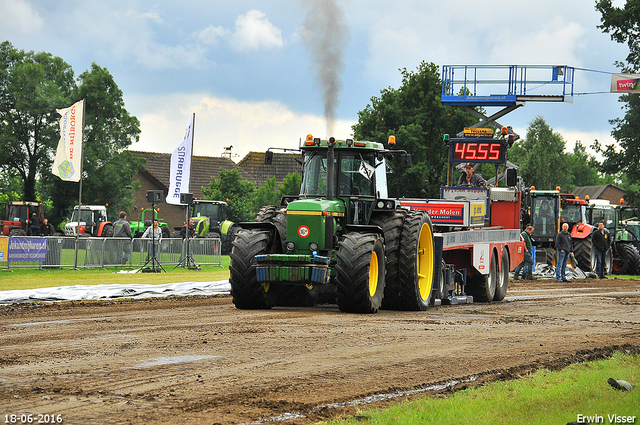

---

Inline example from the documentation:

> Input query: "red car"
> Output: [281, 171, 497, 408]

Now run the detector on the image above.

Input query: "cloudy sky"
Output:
[0, 0, 630, 160]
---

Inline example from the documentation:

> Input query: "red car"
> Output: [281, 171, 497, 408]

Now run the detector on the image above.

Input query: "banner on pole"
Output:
[167, 115, 194, 205]
[611, 73, 640, 93]
[52, 99, 84, 182]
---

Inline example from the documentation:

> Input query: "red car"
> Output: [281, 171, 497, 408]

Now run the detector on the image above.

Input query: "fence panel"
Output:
[0, 236, 222, 270]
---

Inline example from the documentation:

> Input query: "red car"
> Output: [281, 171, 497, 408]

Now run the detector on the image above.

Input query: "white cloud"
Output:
[194, 25, 230, 46]
[229, 10, 284, 51]
[126, 93, 354, 159]
[0, 0, 43, 35]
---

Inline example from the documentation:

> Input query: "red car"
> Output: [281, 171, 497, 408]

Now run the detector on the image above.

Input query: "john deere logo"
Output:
[298, 225, 310, 238]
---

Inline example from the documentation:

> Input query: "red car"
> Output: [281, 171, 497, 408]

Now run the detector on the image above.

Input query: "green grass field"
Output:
[323, 351, 639, 425]
[0, 255, 231, 290]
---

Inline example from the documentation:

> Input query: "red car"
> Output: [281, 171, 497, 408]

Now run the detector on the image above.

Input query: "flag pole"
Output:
[189, 112, 194, 193]
[73, 99, 86, 270]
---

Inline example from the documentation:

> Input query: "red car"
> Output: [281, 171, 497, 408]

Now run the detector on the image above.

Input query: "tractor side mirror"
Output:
[264, 151, 274, 165]
[401, 153, 412, 168]
[506, 168, 518, 187]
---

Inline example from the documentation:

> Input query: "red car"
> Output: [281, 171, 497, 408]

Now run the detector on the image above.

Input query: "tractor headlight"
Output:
[377, 201, 385, 209]
[285, 241, 296, 252]
[309, 242, 319, 252]
[385, 201, 394, 209]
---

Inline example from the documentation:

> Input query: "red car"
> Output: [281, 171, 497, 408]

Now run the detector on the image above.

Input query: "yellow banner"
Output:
[463, 127, 494, 138]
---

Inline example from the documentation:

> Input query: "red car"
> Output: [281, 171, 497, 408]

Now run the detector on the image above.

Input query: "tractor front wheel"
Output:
[229, 229, 275, 309]
[336, 233, 385, 313]
[370, 209, 406, 310]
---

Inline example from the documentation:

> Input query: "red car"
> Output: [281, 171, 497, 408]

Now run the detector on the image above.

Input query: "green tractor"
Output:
[171, 200, 238, 254]
[130, 207, 170, 238]
[230, 135, 437, 313]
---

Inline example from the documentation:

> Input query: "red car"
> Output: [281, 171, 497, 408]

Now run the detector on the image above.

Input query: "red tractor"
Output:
[0, 201, 45, 236]
[527, 189, 595, 271]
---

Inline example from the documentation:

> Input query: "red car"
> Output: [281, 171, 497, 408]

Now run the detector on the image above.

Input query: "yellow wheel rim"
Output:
[369, 250, 379, 297]
[417, 222, 434, 300]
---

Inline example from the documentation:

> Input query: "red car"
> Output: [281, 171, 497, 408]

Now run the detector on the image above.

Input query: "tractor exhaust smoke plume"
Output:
[301, 0, 350, 138]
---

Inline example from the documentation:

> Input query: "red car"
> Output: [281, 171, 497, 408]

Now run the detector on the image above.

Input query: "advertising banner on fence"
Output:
[52, 99, 84, 182]
[0, 237, 7, 261]
[8, 237, 48, 262]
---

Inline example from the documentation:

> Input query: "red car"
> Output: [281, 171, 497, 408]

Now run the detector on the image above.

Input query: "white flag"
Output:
[52, 99, 84, 182]
[166, 115, 194, 205]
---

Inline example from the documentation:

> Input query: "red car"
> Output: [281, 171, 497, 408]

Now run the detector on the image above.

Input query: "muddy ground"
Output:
[1, 278, 639, 425]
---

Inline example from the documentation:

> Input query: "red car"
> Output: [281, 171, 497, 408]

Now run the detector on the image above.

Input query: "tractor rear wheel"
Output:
[229, 229, 275, 309]
[467, 251, 498, 302]
[494, 248, 509, 301]
[255, 205, 278, 223]
[9, 228, 27, 237]
[102, 223, 114, 237]
[612, 243, 640, 275]
[398, 210, 436, 311]
[336, 233, 385, 313]
[370, 209, 406, 310]
[574, 235, 595, 273]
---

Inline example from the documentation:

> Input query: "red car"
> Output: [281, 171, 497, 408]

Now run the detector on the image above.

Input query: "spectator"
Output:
[142, 219, 162, 261]
[113, 211, 133, 265]
[180, 218, 195, 239]
[41, 218, 55, 236]
[555, 222, 573, 282]
[457, 163, 486, 187]
[513, 225, 535, 280]
[28, 213, 41, 236]
[592, 221, 611, 279]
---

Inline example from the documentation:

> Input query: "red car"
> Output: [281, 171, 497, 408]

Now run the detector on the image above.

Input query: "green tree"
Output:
[0, 41, 75, 202]
[508, 116, 571, 190]
[278, 172, 301, 197]
[352, 61, 476, 198]
[202, 169, 255, 222]
[39, 63, 142, 221]
[595, 0, 640, 200]
[0, 42, 140, 225]
[254, 176, 280, 210]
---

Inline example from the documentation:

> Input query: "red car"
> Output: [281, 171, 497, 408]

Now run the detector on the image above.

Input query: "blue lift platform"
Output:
[441, 65, 575, 136]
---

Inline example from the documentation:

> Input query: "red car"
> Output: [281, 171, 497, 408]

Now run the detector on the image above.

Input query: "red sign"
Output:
[453, 141, 503, 161]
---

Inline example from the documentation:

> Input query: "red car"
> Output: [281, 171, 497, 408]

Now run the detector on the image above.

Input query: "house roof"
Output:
[129, 150, 245, 198]
[572, 184, 624, 200]
[237, 151, 303, 186]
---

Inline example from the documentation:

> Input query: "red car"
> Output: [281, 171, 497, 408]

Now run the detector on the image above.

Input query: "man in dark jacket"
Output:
[555, 222, 573, 282]
[113, 211, 133, 265]
[457, 163, 487, 187]
[592, 221, 611, 279]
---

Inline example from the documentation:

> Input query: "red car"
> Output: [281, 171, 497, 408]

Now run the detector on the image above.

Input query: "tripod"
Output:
[139, 203, 165, 273]
[175, 203, 200, 270]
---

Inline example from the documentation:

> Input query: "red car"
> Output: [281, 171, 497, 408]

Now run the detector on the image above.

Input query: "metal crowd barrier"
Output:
[0, 236, 223, 270]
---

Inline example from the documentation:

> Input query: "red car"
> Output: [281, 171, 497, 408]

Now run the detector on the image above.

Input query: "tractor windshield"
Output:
[531, 197, 557, 238]
[301, 150, 376, 197]
[591, 207, 616, 232]
[71, 209, 94, 224]
[560, 204, 584, 224]
[194, 203, 223, 221]
[7, 205, 30, 222]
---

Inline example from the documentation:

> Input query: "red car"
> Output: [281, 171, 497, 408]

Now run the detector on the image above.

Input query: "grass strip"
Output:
[324, 351, 639, 425]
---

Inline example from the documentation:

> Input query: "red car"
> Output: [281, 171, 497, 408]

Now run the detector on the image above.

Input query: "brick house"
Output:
[128, 151, 302, 231]
[572, 184, 626, 205]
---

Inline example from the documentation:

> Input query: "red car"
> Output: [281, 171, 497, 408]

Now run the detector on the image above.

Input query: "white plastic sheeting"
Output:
[0, 279, 231, 306]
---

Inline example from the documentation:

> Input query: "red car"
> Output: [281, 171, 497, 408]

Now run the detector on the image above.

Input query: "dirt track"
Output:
[1, 278, 639, 425]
